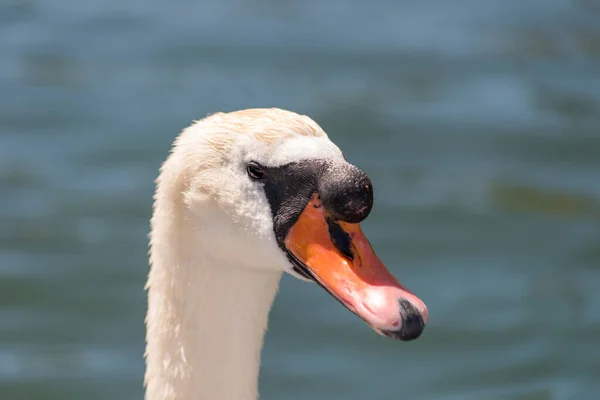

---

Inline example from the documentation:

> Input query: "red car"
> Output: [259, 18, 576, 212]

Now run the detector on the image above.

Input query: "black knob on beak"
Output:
[318, 162, 373, 223]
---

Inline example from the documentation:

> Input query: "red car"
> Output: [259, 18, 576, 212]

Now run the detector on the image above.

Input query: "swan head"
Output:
[160, 108, 428, 341]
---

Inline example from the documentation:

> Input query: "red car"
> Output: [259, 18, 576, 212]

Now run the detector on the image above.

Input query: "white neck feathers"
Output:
[145, 169, 281, 400]
[145, 108, 344, 400]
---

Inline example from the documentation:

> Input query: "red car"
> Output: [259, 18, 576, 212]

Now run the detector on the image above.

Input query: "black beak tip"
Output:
[381, 299, 426, 341]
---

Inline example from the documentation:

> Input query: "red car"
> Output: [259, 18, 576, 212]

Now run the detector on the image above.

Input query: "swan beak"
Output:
[284, 195, 428, 341]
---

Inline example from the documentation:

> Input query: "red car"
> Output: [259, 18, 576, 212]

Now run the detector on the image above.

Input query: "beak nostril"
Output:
[326, 218, 354, 260]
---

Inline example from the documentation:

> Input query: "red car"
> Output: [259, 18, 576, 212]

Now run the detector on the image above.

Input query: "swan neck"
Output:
[146, 212, 281, 400]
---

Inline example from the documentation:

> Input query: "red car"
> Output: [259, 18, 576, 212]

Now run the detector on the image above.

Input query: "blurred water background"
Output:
[1, 0, 600, 399]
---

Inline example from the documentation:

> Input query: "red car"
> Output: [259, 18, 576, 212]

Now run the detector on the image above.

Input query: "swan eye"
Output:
[246, 162, 266, 181]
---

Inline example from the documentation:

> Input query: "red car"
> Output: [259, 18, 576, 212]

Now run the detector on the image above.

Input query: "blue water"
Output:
[1, 0, 599, 399]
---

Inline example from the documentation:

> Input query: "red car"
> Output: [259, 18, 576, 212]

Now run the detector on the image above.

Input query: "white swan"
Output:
[145, 108, 428, 400]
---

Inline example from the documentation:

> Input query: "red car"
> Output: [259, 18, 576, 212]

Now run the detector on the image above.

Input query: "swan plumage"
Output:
[145, 108, 427, 400]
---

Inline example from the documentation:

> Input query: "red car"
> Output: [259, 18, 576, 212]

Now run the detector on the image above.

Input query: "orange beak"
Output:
[285, 194, 428, 340]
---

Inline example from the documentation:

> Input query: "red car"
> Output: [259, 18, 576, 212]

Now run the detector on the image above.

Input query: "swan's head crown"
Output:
[159, 108, 342, 275]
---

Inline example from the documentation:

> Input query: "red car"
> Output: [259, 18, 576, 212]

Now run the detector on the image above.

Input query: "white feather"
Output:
[145, 108, 343, 400]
